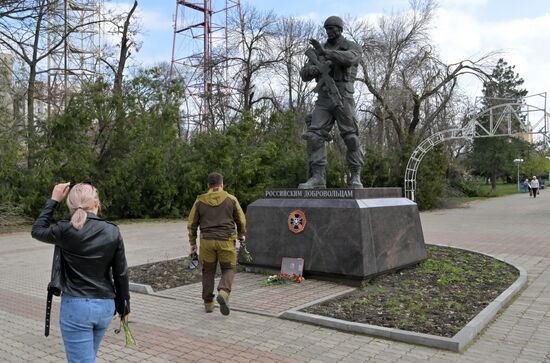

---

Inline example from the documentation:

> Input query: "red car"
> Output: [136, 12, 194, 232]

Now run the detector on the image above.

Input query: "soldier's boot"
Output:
[204, 301, 215, 313]
[216, 289, 230, 316]
[350, 168, 363, 189]
[298, 166, 326, 189]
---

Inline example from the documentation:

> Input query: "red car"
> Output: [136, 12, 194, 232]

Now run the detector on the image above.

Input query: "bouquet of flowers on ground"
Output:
[263, 273, 305, 286]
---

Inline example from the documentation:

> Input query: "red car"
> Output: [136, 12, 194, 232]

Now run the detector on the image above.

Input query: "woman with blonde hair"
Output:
[32, 183, 130, 362]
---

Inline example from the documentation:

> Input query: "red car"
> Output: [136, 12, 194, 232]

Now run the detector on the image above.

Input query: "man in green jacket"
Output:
[187, 172, 246, 315]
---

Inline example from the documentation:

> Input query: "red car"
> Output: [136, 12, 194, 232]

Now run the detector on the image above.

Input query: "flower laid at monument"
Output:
[264, 273, 305, 286]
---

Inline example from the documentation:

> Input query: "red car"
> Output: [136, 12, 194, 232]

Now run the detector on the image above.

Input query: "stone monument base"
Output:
[239, 188, 427, 286]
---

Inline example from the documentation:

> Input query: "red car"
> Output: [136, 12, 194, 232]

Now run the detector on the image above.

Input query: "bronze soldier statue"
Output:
[299, 15, 364, 189]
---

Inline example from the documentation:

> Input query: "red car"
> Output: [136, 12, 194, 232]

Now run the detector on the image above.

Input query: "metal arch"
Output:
[404, 127, 474, 201]
[404, 100, 550, 201]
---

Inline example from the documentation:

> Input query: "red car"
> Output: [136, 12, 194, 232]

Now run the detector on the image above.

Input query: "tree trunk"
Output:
[26, 65, 36, 169]
[287, 61, 294, 111]
[113, 0, 137, 98]
[243, 74, 253, 111]
[409, 98, 421, 136]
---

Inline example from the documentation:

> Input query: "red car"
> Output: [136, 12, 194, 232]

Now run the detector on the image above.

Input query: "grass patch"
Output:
[476, 183, 521, 197]
[445, 183, 522, 208]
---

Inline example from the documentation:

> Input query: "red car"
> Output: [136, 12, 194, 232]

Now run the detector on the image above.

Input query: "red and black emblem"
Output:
[288, 210, 306, 234]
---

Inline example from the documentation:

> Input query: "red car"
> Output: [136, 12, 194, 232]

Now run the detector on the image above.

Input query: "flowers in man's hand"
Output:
[240, 242, 253, 263]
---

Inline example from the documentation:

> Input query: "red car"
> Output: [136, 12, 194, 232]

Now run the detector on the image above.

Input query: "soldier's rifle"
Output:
[304, 47, 343, 110]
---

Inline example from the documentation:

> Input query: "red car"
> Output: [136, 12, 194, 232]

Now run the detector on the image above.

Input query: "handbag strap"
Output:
[44, 290, 53, 337]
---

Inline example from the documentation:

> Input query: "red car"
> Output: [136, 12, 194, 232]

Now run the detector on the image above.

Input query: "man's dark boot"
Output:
[350, 169, 363, 189]
[298, 165, 326, 189]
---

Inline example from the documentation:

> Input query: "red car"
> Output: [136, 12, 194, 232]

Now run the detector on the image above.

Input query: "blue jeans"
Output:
[60, 294, 115, 363]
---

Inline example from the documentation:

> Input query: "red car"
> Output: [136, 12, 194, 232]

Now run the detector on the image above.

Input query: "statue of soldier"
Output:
[299, 16, 364, 189]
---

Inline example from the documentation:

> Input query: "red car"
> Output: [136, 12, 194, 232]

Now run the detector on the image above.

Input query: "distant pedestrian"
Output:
[524, 179, 532, 196]
[187, 172, 246, 315]
[531, 176, 540, 198]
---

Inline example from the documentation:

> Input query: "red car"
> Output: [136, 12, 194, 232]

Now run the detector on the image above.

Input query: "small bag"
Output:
[45, 246, 63, 337]
[187, 252, 199, 270]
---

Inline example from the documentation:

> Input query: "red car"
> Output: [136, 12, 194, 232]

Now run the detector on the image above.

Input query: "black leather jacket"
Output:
[32, 199, 130, 315]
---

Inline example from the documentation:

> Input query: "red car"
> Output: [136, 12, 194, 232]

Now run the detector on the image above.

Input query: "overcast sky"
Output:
[109, 0, 550, 103]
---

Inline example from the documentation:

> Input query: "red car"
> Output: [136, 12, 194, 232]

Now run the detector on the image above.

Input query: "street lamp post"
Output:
[546, 156, 550, 184]
[513, 159, 524, 192]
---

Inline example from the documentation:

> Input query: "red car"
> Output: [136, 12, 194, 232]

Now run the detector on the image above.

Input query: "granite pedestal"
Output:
[239, 188, 427, 285]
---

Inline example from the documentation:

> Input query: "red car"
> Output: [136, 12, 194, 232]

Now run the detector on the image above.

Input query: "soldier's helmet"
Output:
[323, 16, 344, 29]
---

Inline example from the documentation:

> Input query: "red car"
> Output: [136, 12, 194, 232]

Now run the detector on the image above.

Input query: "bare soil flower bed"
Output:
[128, 256, 244, 291]
[128, 256, 204, 291]
[302, 244, 519, 337]
[128, 245, 519, 338]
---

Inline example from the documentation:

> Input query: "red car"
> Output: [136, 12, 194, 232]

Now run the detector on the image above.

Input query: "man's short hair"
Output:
[207, 172, 224, 187]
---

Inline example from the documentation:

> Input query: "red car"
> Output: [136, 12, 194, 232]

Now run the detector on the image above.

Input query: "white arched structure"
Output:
[405, 97, 550, 201]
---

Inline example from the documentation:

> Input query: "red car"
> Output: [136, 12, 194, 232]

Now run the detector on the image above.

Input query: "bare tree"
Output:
[0, 1, 53, 144]
[353, 0, 495, 149]
[271, 16, 317, 113]
[0, 0, 142, 166]
[227, 5, 282, 113]
[0, 0, 106, 165]
[91, 0, 141, 162]
[100, 0, 139, 98]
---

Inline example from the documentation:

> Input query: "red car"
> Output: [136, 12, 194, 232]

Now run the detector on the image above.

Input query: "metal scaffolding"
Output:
[47, 0, 103, 115]
[170, 0, 243, 134]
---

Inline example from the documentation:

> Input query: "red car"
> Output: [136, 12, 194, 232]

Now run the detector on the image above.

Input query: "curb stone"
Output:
[128, 282, 178, 300]
[129, 282, 155, 294]
[281, 247, 528, 352]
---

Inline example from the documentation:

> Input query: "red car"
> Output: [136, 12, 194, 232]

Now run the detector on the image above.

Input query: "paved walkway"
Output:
[1, 192, 550, 362]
